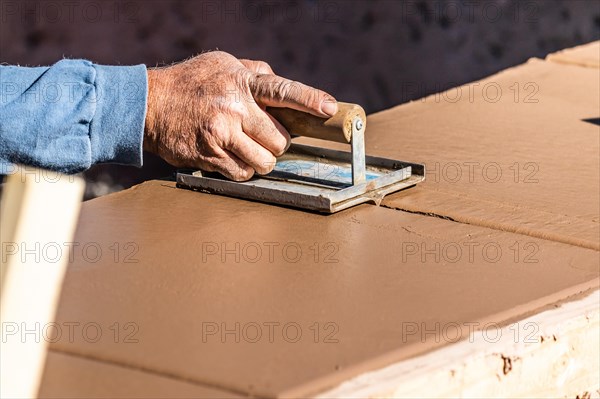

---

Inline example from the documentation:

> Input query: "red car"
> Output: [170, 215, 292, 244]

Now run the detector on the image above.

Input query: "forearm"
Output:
[0, 59, 148, 174]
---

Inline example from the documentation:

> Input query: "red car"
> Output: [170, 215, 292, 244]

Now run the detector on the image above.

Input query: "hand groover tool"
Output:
[176, 102, 425, 213]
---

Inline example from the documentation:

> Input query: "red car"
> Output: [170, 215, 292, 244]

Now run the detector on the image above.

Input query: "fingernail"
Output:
[321, 98, 338, 117]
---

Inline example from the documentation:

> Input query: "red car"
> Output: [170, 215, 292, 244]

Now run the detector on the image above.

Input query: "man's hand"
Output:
[143, 51, 338, 181]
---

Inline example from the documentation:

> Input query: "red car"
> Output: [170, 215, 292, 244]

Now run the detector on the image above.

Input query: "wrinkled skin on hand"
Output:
[144, 51, 338, 181]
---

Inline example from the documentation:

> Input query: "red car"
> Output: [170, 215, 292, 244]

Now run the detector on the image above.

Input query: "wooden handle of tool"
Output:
[267, 102, 366, 144]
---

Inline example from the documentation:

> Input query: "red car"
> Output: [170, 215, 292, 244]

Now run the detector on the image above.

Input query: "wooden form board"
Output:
[36, 42, 600, 397]
[0, 168, 84, 398]
[318, 289, 599, 398]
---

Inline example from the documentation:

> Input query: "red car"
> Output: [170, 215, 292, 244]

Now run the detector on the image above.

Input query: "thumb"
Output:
[249, 73, 338, 118]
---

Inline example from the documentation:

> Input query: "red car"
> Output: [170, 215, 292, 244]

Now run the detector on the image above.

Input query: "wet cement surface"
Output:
[46, 181, 598, 397]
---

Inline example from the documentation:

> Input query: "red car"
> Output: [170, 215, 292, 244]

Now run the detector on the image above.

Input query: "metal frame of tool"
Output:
[176, 116, 425, 213]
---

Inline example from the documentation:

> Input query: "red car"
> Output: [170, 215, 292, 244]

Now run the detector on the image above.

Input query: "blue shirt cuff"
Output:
[90, 64, 147, 167]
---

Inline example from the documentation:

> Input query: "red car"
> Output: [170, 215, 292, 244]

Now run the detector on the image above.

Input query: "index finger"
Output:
[249, 73, 338, 118]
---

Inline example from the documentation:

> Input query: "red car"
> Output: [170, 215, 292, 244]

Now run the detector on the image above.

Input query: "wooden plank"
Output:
[1, 167, 84, 398]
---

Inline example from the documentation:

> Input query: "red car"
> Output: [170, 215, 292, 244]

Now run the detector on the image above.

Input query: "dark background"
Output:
[1, 0, 599, 198]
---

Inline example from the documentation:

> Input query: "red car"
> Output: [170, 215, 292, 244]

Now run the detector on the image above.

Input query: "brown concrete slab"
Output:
[546, 40, 600, 68]
[365, 57, 599, 250]
[48, 180, 599, 398]
[38, 350, 242, 398]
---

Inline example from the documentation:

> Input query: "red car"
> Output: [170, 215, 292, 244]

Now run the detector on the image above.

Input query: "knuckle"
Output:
[275, 80, 294, 101]
[195, 156, 220, 173]
[205, 50, 230, 61]
[215, 160, 234, 179]
[234, 167, 254, 181]
[227, 101, 250, 120]
[271, 137, 288, 157]
[217, 158, 253, 181]
[203, 115, 224, 133]
[255, 61, 272, 74]
[255, 76, 296, 103]
[256, 154, 276, 175]
[234, 71, 258, 105]
[194, 136, 219, 159]
[269, 124, 291, 156]
[302, 87, 323, 109]
[204, 117, 232, 147]
[277, 79, 308, 105]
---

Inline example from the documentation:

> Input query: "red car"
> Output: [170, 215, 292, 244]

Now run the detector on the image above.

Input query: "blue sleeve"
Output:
[0, 59, 148, 174]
